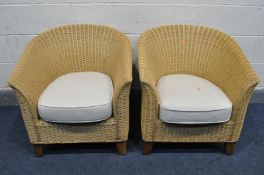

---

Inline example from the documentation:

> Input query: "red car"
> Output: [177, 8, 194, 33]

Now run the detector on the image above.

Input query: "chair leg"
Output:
[33, 144, 44, 157]
[116, 141, 127, 155]
[225, 142, 236, 155]
[143, 142, 153, 155]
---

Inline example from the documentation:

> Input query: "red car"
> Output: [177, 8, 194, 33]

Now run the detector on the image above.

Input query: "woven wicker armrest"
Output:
[108, 35, 133, 100]
[210, 43, 260, 105]
[106, 35, 132, 140]
[8, 37, 58, 119]
[138, 35, 161, 141]
[207, 40, 260, 134]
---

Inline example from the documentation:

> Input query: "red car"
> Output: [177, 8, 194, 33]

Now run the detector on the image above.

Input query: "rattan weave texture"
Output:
[138, 25, 259, 143]
[9, 24, 132, 144]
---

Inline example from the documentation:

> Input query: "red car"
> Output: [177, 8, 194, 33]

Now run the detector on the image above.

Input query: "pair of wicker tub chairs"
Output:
[9, 24, 259, 157]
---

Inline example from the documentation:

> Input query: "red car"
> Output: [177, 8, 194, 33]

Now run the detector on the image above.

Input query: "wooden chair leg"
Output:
[116, 141, 127, 155]
[33, 144, 44, 157]
[143, 142, 153, 155]
[225, 142, 236, 155]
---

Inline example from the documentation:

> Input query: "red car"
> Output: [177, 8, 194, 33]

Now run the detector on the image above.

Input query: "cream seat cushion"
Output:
[38, 72, 113, 123]
[157, 74, 232, 124]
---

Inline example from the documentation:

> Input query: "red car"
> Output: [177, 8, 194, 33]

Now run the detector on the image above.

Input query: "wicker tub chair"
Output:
[138, 25, 259, 155]
[8, 24, 132, 156]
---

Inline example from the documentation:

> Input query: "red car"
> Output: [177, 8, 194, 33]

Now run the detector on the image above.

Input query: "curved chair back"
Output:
[138, 25, 247, 86]
[31, 24, 130, 74]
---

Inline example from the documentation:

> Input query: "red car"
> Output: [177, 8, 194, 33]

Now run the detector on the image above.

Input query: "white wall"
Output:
[0, 0, 264, 89]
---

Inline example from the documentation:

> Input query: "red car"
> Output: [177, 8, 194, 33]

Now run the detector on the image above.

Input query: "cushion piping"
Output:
[159, 104, 233, 112]
[40, 115, 112, 123]
[159, 117, 231, 124]
[38, 101, 112, 109]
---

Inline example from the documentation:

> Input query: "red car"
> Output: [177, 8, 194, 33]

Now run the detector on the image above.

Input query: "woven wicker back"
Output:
[30, 24, 129, 75]
[138, 25, 245, 85]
